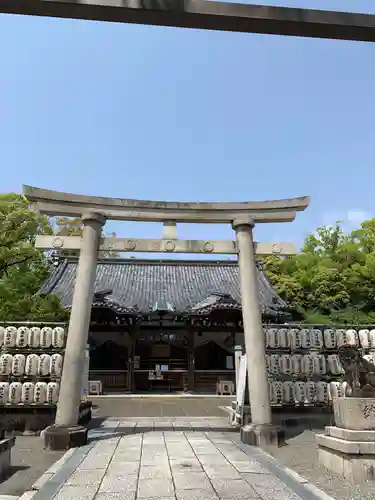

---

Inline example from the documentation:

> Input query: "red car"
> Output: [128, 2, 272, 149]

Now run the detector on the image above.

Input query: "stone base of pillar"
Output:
[43, 424, 88, 451]
[240, 423, 285, 448]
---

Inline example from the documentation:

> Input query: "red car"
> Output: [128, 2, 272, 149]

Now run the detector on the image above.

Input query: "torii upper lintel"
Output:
[22, 185, 309, 224]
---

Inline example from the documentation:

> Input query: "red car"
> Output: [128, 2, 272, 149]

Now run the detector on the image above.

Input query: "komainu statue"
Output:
[338, 345, 375, 397]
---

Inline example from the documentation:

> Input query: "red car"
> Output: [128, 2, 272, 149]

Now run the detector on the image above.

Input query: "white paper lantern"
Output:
[302, 355, 314, 375]
[277, 329, 289, 348]
[359, 329, 370, 349]
[21, 382, 35, 404]
[0, 354, 13, 375]
[47, 382, 60, 404]
[12, 354, 25, 376]
[269, 355, 280, 375]
[294, 382, 306, 403]
[311, 329, 323, 348]
[327, 355, 344, 375]
[265, 355, 270, 373]
[34, 382, 48, 404]
[40, 327, 52, 348]
[266, 329, 278, 348]
[4, 326, 17, 347]
[0, 326, 5, 346]
[300, 329, 312, 349]
[9, 382, 22, 404]
[28, 327, 41, 348]
[336, 329, 347, 347]
[291, 354, 303, 375]
[280, 354, 293, 375]
[16, 327, 29, 348]
[316, 381, 329, 403]
[283, 381, 295, 404]
[0, 382, 10, 405]
[271, 381, 283, 404]
[50, 354, 63, 377]
[25, 354, 39, 376]
[263, 328, 267, 347]
[328, 381, 344, 400]
[345, 329, 358, 346]
[38, 354, 51, 376]
[52, 327, 65, 348]
[305, 382, 317, 403]
[268, 381, 273, 403]
[369, 330, 375, 348]
[324, 329, 336, 349]
[313, 355, 326, 375]
[288, 328, 302, 349]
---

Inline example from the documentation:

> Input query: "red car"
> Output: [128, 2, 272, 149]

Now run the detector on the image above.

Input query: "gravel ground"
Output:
[269, 429, 375, 500]
[0, 436, 64, 497]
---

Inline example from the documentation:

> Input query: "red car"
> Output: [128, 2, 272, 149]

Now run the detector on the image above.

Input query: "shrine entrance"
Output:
[133, 331, 188, 393]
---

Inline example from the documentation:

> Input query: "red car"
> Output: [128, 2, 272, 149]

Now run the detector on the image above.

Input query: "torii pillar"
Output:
[233, 217, 284, 447]
[44, 212, 105, 450]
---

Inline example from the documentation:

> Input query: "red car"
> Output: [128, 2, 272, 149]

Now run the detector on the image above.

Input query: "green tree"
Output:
[0, 194, 67, 322]
[264, 220, 375, 324]
[0, 193, 51, 277]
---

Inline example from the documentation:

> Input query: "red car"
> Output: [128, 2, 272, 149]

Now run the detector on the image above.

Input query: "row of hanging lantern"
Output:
[269, 380, 347, 405]
[0, 381, 60, 405]
[264, 328, 375, 349]
[0, 353, 64, 377]
[264, 353, 361, 376]
[0, 326, 65, 349]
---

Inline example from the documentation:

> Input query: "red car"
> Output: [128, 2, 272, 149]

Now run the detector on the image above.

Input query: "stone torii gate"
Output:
[23, 185, 309, 449]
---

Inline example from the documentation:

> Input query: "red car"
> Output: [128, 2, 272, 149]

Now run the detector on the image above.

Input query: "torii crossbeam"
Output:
[1, 1, 375, 43]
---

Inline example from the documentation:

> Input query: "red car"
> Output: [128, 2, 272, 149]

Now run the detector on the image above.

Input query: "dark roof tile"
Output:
[39, 258, 287, 317]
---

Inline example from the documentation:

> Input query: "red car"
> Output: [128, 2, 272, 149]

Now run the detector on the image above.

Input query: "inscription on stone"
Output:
[363, 404, 375, 419]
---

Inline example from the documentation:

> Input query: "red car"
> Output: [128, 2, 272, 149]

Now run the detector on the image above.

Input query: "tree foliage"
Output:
[0, 193, 51, 277]
[264, 220, 375, 324]
[0, 194, 68, 322]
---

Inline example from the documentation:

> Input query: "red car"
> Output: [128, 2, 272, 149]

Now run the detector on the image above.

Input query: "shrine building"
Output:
[39, 256, 288, 395]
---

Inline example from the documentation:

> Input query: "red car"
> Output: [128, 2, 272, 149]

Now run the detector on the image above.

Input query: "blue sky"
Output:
[1, 0, 374, 258]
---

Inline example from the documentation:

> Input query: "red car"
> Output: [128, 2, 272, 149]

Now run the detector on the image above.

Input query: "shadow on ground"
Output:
[1, 465, 29, 482]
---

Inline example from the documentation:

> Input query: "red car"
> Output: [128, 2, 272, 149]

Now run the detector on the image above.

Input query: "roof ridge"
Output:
[63, 256, 239, 266]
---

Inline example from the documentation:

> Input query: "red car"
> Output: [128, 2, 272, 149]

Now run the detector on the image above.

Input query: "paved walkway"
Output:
[27, 418, 333, 500]
[89, 396, 233, 418]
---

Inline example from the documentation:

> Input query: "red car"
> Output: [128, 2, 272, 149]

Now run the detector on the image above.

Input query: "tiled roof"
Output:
[190, 292, 241, 315]
[39, 258, 287, 317]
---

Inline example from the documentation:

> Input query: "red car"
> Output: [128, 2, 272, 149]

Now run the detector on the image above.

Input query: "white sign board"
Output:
[236, 354, 247, 410]
[81, 345, 90, 400]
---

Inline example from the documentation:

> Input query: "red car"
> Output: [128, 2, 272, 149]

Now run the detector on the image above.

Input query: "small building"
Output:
[39, 257, 288, 394]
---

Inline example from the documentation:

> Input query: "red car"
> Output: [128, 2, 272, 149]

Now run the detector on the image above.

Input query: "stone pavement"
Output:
[89, 396, 233, 418]
[27, 418, 334, 500]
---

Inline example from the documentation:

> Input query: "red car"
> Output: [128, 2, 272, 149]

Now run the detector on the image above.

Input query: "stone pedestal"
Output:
[316, 397, 375, 482]
[43, 425, 88, 451]
[241, 423, 285, 448]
